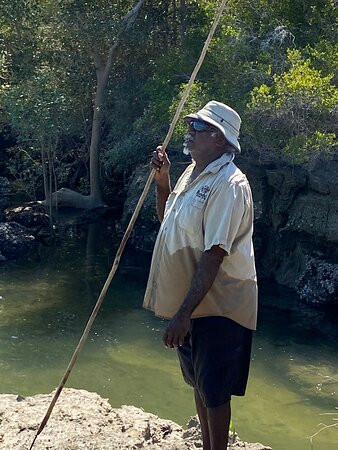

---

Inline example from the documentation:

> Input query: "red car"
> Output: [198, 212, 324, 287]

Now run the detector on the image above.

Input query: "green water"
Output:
[0, 224, 337, 450]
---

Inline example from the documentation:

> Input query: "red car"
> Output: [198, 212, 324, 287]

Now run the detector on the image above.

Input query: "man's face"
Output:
[184, 119, 226, 157]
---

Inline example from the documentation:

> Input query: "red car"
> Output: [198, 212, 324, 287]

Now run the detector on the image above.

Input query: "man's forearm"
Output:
[162, 246, 226, 348]
[178, 246, 225, 317]
[156, 180, 171, 222]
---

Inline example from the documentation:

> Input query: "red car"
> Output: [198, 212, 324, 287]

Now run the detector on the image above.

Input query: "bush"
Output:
[246, 49, 337, 166]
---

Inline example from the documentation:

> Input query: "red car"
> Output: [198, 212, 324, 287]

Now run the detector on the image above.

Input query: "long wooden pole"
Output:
[29, 1, 228, 448]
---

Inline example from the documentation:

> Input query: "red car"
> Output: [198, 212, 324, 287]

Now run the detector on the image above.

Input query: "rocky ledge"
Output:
[0, 388, 271, 450]
[121, 154, 338, 305]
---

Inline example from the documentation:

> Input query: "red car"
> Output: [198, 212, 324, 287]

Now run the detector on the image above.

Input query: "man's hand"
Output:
[151, 145, 171, 222]
[150, 145, 171, 187]
[163, 312, 190, 349]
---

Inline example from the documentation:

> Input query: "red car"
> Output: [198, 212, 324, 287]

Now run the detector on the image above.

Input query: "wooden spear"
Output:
[29, 0, 228, 448]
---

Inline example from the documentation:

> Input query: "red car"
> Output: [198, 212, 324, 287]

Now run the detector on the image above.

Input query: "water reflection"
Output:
[0, 224, 337, 450]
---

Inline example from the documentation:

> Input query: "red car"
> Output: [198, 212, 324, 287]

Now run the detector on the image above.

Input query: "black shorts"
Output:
[177, 316, 253, 408]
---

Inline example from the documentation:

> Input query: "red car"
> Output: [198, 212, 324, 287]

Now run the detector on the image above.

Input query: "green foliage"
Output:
[169, 81, 209, 144]
[247, 49, 337, 165]
[3, 67, 76, 141]
[5, 146, 43, 200]
[104, 129, 156, 176]
[1, 0, 337, 203]
[284, 132, 337, 165]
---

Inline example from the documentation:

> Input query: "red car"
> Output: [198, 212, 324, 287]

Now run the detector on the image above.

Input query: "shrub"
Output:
[246, 49, 337, 166]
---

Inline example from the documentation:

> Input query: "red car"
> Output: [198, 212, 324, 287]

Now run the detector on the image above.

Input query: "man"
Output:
[143, 101, 257, 450]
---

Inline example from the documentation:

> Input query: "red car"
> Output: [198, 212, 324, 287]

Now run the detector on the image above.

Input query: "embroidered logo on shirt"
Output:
[195, 185, 210, 202]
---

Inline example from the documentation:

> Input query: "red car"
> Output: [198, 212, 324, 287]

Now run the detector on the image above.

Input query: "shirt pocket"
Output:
[176, 198, 204, 235]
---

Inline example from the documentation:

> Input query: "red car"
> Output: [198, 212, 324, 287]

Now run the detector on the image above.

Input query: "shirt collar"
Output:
[201, 152, 235, 175]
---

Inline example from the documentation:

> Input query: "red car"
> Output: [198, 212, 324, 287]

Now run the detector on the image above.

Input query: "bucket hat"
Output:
[185, 100, 241, 153]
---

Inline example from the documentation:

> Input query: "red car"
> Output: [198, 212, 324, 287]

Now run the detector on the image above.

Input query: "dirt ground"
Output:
[0, 388, 271, 450]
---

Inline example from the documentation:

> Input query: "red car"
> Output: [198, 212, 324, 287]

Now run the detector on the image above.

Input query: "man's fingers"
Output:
[150, 145, 171, 178]
[172, 333, 180, 349]
[155, 146, 170, 166]
[158, 151, 170, 167]
[163, 328, 175, 348]
[151, 151, 163, 172]
[152, 151, 162, 164]
[162, 330, 171, 348]
[166, 332, 174, 348]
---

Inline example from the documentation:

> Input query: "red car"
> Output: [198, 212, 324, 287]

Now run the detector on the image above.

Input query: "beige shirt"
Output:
[143, 152, 258, 330]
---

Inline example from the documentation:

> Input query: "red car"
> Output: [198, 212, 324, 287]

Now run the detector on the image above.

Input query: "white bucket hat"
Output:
[185, 100, 241, 153]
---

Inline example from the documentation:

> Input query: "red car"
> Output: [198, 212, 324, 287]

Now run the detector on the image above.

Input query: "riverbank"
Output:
[1, 230, 337, 449]
[1, 151, 337, 306]
[0, 388, 271, 449]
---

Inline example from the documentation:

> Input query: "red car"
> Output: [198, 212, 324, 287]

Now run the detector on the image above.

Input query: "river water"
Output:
[0, 223, 337, 450]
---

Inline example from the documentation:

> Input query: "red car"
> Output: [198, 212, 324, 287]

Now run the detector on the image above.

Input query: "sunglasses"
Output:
[188, 120, 215, 133]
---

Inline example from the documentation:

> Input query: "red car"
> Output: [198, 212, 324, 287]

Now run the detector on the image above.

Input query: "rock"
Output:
[0, 222, 37, 261]
[296, 253, 338, 304]
[284, 192, 338, 243]
[0, 388, 271, 450]
[308, 158, 338, 196]
[5, 204, 50, 229]
[238, 155, 338, 304]
[121, 152, 338, 305]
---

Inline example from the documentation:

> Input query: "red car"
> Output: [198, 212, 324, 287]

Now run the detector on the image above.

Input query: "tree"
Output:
[1, 0, 145, 209]
[45, 0, 146, 208]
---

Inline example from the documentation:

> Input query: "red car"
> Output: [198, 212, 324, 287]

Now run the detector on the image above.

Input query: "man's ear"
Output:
[214, 132, 226, 148]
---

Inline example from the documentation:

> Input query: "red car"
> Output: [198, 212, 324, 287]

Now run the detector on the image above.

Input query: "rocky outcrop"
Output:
[0, 388, 271, 450]
[121, 153, 338, 305]
[239, 154, 338, 305]
[0, 181, 44, 261]
[5, 204, 50, 229]
[0, 222, 36, 262]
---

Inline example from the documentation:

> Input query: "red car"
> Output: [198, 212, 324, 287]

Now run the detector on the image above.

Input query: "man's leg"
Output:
[194, 389, 210, 450]
[207, 400, 231, 450]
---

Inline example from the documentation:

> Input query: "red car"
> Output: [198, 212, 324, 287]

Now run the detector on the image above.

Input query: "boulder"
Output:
[0, 388, 272, 450]
[0, 222, 36, 261]
[5, 204, 50, 229]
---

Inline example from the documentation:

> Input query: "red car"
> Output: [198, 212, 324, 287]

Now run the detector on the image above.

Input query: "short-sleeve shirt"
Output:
[143, 152, 258, 330]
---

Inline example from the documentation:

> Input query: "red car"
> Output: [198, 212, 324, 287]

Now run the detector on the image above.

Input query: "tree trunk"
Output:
[47, 147, 54, 234]
[41, 148, 49, 201]
[43, 0, 145, 210]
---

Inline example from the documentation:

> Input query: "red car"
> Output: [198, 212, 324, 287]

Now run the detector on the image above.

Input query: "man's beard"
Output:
[183, 142, 190, 155]
[183, 133, 192, 155]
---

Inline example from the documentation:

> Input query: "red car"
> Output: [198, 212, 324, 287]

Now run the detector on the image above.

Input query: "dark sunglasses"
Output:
[188, 120, 215, 133]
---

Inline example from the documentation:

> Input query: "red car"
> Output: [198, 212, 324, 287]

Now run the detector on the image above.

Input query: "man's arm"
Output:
[150, 146, 171, 222]
[156, 183, 171, 223]
[163, 245, 226, 348]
